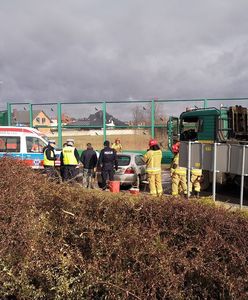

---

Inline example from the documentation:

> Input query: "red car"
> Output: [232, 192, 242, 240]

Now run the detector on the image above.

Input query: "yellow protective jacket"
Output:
[191, 168, 202, 176]
[112, 143, 122, 153]
[170, 153, 186, 175]
[62, 146, 78, 165]
[143, 149, 162, 174]
[43, 146, 56, 167]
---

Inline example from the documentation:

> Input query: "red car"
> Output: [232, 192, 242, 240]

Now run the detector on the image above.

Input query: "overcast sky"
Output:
[1, 0, 248, 113]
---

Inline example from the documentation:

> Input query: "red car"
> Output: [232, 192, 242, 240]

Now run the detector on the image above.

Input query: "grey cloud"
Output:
[0, 0, 248, 112]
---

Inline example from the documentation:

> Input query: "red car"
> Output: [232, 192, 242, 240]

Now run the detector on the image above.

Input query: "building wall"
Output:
[33, 111, 51, 133]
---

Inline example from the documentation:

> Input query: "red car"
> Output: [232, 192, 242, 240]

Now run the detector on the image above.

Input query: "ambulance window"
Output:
[26, 137, 46, 153]
[0, 136, 20, 152]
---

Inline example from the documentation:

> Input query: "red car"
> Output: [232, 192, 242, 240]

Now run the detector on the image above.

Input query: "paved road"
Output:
[161, 170, 248, 207]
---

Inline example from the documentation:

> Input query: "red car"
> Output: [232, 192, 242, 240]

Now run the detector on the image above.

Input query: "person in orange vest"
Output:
[112, 138, 122, 153]
[143, 139, 163, 196]
[170, 142, 187, 197]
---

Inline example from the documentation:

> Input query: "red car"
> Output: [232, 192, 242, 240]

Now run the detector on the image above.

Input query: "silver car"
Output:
[97, 152, 147, 187]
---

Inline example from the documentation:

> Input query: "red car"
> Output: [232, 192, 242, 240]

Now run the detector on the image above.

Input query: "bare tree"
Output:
[132, 105, 147, 125]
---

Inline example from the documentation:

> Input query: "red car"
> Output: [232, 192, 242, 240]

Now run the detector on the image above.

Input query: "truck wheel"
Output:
[201, 170, 210, 191]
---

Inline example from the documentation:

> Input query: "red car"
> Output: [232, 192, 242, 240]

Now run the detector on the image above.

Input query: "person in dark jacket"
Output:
[43, 140, 57, 178]
[60, 142, 68, 181]
[98, 140, 118, 190]
[60, 139, 80, 181]
[80, 143, 98, 188]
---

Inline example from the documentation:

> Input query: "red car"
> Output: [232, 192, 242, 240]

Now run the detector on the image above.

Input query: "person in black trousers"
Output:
[80, 143, 98, 188]
[98, 140, 118, 190]
[43, 140, 57, 178]
[60, 139, 80, 181]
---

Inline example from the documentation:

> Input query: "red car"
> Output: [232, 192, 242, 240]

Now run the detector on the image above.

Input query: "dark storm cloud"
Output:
[0, 0, 248, 110]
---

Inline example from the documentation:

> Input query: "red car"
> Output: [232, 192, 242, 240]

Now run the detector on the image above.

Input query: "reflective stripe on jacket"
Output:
[44, 147, 55, 167]
[143, 149, 162, 174]
[170, 153, 187, 175]
[62, 146, 78, 165]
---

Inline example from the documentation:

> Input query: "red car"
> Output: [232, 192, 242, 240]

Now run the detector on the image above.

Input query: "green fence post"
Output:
[29, 103, 33, 127]
[151, 99, 155, 138]
[57, 103, 62, 148]
[102, 101, 107, 142]
[7, 103, 11, 125]
[204, 98, 208, 108]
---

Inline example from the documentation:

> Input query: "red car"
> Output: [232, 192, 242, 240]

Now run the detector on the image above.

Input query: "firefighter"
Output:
[43, 139, 57, 177]
[112, 138, 122, 153]
[60, 139, 80, 181]
[170, 142, 187, 197]
[98, 140, 118, 190]
[143, 139, 163, 196]
[80, 143, 98, 189]
[190, 168, 202, 198]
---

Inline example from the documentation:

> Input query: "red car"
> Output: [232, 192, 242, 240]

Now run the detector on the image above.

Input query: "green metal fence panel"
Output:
[5, 97, 248, 158]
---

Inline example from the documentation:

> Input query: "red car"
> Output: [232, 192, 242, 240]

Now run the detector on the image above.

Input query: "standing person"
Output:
[112, 138, 122, 153]
[80, 143, 98, 189]
[143, 139, 163, 196]
[190, 168, 202, 198]
[60, 139, 80, 181]
[170, 142, 187, 197]
[60, 142, 67, 181]
[98, 140, 118, 190]
[43, 140, 57, 178]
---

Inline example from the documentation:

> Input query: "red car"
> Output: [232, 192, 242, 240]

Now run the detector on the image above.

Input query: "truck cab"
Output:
[167, 106, 248, 190]
[168, 106, 248, 146]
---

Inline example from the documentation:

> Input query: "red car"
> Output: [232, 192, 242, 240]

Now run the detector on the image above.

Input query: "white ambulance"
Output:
[0, 126, 59, 169]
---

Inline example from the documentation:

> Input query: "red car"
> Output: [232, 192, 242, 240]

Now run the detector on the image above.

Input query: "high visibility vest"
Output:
[62, 146, 78, 165]
[44, 148, 55, 167]
[143, 150, 162, 174]
[191, 169, 202, 176]
[170, 153, 187, 175]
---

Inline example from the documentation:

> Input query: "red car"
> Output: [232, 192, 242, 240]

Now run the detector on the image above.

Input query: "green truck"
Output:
[168, 105, 248, 189]
[0, 111, 8, 126]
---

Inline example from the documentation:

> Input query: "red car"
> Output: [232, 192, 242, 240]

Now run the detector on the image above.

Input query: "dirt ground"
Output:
[53, 133, 168, 151]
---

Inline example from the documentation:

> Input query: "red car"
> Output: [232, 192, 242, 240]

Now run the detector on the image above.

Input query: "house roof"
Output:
[67, 119, 90, 126]
[88, 111, 127, 126]
[13, 110, 51, 124]
[66, 110, 127, 127]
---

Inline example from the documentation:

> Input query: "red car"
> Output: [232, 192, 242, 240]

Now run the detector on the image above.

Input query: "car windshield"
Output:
[117, 155, 131, 166]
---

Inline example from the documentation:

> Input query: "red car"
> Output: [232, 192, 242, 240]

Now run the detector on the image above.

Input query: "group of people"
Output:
[43, 138, 119, 190]
[43, 137, 202, 197]
[170, 142, 202, 198]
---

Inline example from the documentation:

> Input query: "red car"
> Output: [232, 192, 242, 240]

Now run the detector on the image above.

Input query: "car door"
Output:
[135, 155, 146, 180]
[25, 136, 47, 168]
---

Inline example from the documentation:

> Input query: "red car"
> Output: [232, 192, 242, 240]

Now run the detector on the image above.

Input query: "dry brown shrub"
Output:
[0, 157, 248, 299]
